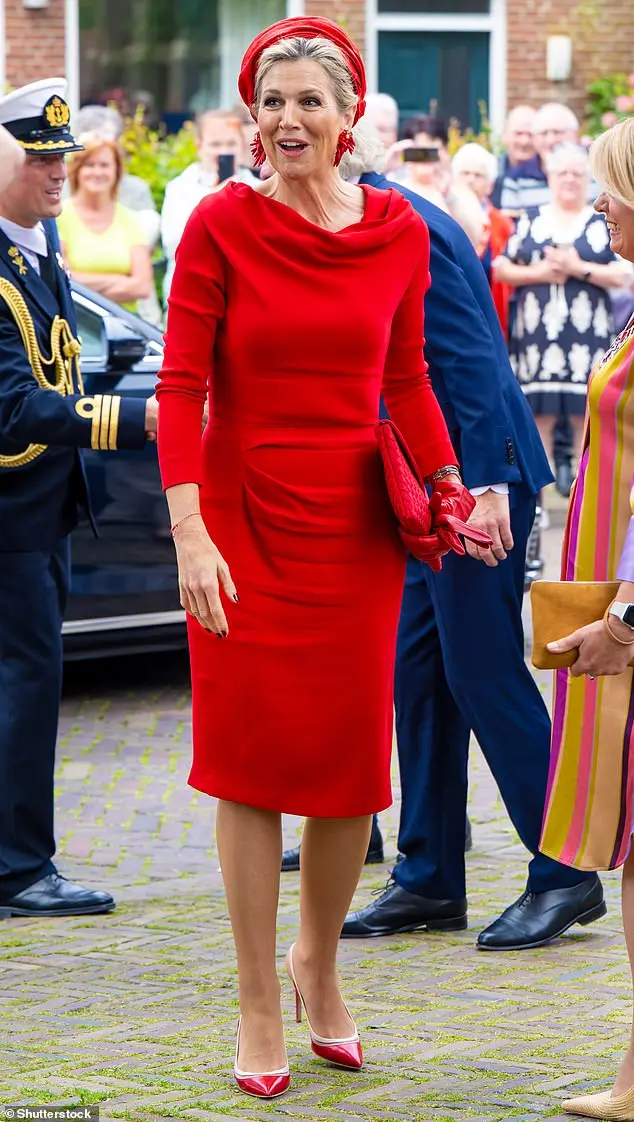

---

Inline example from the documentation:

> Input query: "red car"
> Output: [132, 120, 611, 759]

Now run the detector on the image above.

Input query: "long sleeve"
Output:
[0, 317, 146, 451]
[156, 206, 225, 489]
[381, 228, 457, 479]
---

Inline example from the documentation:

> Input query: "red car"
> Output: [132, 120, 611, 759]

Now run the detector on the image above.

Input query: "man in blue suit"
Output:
[335, 158, 605, 948]
[0, 80, 157, 919]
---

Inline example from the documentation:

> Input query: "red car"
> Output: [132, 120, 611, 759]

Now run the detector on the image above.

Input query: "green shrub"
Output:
[586, 72, 634, 137]
[119, 110, 198, 212]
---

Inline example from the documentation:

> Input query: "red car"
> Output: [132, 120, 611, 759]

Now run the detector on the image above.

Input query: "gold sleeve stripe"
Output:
[91, 395, 102, 449]
[74, 395, 124, 450]
[100, 395, 112, 451]
[108, 395, 121, 450]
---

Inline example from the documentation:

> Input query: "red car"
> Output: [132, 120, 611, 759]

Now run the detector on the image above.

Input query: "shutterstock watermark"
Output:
[0, 1110, 99, 1121]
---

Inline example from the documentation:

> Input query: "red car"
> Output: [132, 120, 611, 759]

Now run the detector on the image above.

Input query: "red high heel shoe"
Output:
[233, 1017, 290, 1099]
[286, 944, 363, 1070]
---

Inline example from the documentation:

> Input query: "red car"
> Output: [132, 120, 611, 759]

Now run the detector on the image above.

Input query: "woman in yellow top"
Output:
[58, 137, 153, 313]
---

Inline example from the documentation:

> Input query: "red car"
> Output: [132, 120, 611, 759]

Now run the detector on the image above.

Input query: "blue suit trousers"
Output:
[391, 486, 592, 901]
[0, 539, 68, 897]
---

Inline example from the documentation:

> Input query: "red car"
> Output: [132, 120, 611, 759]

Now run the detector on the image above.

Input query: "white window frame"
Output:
[365, 0, 507, 138]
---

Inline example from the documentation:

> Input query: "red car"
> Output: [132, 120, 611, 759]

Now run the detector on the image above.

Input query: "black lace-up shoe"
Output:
[341, 878, 467, 938]
[477, 876, 605, 950]
[0, 873, 115, 918]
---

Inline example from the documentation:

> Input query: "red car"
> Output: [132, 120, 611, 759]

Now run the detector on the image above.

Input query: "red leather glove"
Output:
[398, 478, 493, 571]
[429, 477, 493, 557]
[399, 528, 447, 572]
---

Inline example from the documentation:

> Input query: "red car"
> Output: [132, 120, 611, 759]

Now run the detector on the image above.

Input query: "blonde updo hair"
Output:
[591, 118, 634, 207]
[253, 36, 358, 117]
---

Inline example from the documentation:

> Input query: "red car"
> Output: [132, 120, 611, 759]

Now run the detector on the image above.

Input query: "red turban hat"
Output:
[238, 17, 367, 126]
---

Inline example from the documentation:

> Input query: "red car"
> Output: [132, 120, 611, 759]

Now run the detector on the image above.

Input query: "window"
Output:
[378, 0, 489, 10]
[79, 0, 285, 123]
[73, 299, 107, 361]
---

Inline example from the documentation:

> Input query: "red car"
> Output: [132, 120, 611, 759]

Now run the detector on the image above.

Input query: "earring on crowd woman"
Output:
[250, 132, 267, 167]
[334, 129, 355, 167]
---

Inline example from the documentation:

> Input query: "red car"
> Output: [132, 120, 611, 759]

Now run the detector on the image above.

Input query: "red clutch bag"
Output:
[375, 419, 493, 571]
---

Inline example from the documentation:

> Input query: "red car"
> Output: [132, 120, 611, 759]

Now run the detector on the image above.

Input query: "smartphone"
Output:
[217, 153, 236, 182]
[402, 147, 440, 163]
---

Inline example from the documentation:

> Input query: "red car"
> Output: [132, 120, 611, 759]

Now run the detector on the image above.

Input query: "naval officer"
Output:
[0, 79, 157, 918]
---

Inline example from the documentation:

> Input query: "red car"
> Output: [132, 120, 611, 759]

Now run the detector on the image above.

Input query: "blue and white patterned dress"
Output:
[505, 204, 616, 416]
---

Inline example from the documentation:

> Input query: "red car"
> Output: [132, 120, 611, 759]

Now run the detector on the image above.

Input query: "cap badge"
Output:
[44, 95, 71, 129]
[8, 246, 28, 277]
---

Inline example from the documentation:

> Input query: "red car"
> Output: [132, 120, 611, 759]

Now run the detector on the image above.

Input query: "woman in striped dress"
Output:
[540, 118, 634, 1120]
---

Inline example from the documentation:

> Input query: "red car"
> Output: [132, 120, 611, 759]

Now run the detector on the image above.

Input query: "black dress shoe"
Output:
[282, 821, 385, 873]
[341, 879, 467, 938]
[0, 873, 115, 918]
[477, 875, 605, 951]
[281, 845, 302, 872]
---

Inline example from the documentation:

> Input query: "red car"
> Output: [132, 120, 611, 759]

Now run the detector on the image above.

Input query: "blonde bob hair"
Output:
[591, 118, 634, 207]
[68, 137, 124, 198]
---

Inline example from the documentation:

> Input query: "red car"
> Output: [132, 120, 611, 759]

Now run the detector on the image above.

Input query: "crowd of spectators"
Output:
[68, 88, 634, 497]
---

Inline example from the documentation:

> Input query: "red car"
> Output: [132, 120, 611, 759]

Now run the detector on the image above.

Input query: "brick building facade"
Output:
[4, 0, 66, 88]
[506, 0, 634, 120]
[1, 0, 633, 136]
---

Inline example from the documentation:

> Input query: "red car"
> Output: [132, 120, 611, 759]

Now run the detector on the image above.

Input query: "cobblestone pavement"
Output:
[0, 508, 629, 1122]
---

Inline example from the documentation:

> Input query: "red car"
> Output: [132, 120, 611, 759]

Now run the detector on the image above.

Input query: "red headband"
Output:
[238, 17, 367, 127]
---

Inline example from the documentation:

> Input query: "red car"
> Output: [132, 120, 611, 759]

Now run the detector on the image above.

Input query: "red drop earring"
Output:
[250, 131, 266, 168]
[334, 128, 355, 167]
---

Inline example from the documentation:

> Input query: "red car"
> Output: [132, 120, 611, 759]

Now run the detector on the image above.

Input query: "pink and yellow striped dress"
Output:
[540, 328, 634, 871]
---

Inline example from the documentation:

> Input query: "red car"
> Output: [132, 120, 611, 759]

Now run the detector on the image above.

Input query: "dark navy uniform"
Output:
[0, 80, 148, 913]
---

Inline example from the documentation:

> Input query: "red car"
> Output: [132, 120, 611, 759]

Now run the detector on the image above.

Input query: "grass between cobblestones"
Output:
[1, 531, 632, 1121]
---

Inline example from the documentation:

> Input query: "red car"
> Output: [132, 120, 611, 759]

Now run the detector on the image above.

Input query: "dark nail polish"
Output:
[232, 593, 240, 603]
[215, 632, 225, 639]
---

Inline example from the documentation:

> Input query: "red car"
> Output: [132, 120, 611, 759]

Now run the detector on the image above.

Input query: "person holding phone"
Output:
[161, 109, 255, 301]
[393, 116, 484, 249]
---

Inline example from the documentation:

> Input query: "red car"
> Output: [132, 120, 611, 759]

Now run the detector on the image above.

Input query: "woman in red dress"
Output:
[156, 16, 471, 1099]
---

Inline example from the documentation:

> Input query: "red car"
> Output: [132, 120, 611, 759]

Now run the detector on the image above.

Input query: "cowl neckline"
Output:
[227, 180, 420, 258]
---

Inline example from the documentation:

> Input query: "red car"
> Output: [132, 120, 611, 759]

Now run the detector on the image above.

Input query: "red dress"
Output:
[157, 181, 455, 817]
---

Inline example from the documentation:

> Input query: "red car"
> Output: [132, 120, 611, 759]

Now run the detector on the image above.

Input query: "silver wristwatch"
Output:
[609, 602, 634, 630]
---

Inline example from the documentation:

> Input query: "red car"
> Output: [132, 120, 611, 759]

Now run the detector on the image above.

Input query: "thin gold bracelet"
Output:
[170, 511, 203, 538]
[603, 604, 634, 646]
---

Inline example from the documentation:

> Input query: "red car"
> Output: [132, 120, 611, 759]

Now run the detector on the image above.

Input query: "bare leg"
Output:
[292, 814, 372, 1038]
[613, 847, 634, 1094]
[534, 414, 555, 467]
[215, 799, 286, 1073]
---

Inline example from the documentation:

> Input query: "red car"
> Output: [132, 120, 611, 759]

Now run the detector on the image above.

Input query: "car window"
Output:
[74, 301, 107, 361]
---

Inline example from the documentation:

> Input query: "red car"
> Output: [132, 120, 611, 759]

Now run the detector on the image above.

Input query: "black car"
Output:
[64, 284, 185, 660]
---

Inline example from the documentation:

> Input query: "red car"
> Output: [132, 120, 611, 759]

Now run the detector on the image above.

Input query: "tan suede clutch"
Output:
[529, 580, 630, 669]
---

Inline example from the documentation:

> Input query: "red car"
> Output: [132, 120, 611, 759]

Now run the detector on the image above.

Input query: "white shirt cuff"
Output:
[470, 483, 510, 496]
